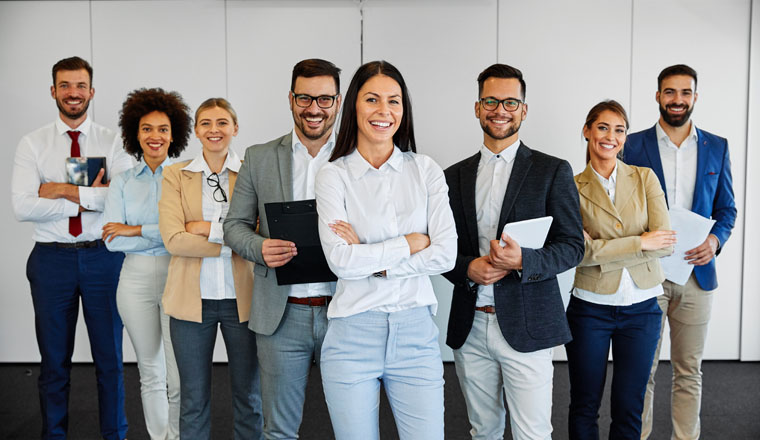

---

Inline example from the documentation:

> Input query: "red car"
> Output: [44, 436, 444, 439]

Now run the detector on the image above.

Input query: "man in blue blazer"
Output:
[443, 64, 584, 440]
[623, 64, 737, 440]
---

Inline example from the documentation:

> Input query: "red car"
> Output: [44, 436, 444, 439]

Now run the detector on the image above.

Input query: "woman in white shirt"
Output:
[102, 88, 191, 440]
[158, 98, 262, 439]
[315, 60, 457, 440]
[567, 100, 676, 439]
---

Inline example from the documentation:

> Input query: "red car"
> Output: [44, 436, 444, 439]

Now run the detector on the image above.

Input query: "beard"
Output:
[56, 97, 91, 121]
[659, 103, 693, 128]
[481, 117, 521, 141]
[294, 110, 336, 141]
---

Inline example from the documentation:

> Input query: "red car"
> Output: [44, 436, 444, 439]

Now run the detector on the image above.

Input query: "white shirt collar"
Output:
[55, 114, 92, 137]
[291, 128, 336, 156]
[656, 120, 698, 145]
[591, 160, 618, 187]
[182, 148, 242, 175]
[136, 156, 174, 176]
[346, 145, 404, 179]
[479, 138, 520, 166]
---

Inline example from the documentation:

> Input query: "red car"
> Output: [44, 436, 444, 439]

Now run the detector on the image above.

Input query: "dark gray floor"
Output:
[1, 361, 758, 439]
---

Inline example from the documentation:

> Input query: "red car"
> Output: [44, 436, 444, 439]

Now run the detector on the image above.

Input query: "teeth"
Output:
[208, 137, 222, 141]
[370, 121, 390, 127]
[491, 119, 508, 124]
[305, 117, 323, 122]
[600, 143, 616, 149]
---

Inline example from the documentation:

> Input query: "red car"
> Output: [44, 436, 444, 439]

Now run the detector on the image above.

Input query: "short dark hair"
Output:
[330, 60, 416, 161]
[583, 99, 629, 163]
[52, 56, 93, 85]
[477, 63, 526, 100]
[291, 59, 341, 94]
[118, 88, 192, 161]
[657, 64, 698, 91]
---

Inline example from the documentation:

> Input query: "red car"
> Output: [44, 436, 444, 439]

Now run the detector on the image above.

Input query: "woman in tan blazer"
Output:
[565, 100, 676, 440]
[159, 98, 262, 439]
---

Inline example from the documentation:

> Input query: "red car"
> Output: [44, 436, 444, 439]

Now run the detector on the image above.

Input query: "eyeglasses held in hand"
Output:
[479, 97, 523, 112]
[206, 172, 227, 203]
[291, 92, 339, 109]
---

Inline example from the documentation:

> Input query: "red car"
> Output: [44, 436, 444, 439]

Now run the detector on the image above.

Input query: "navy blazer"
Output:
[623, 125, 737, 291]
[443, 143, 584, 353]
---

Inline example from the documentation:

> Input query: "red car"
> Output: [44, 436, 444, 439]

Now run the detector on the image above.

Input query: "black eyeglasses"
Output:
[479, 97, 523, 112]
[291, 92, 339, 109]
[206, 172, 227, 203]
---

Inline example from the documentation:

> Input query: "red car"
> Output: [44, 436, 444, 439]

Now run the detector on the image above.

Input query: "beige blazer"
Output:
[574, 160, 672, 294]
[159, 160, 253, 323]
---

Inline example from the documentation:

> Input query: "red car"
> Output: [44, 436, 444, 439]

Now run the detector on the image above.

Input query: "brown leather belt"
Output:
[475, 305, 496, 314]
[287, 296, 332, 307]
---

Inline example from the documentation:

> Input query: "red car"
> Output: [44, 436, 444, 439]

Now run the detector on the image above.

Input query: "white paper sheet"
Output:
[499, 216, 553, 249]
[660, 207, 716, 285]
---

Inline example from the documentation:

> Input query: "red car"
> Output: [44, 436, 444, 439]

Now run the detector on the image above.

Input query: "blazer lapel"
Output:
[577, 163, 621, 222]
[458, 153, 480, 254]
[643, 125, 668, 204]
[693, 127, 711, 210]
[181, 169, 204, 221]
[614, 161, 636, 214]
[496, 143, 531, 236]
[277, 133, 294, 200]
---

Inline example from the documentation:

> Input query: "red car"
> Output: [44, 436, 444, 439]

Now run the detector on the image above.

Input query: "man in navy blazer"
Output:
[443, 64, 584, 440]
[623, 64, 736, 440]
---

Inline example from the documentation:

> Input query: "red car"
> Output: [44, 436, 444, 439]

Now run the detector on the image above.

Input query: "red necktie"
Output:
[67, 130, 82, 237]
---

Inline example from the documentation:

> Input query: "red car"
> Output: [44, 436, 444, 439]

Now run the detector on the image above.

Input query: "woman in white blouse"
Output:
[158, 98, 262, 439]
[315, 61, 457, 440]
[566, 100, 676, 439]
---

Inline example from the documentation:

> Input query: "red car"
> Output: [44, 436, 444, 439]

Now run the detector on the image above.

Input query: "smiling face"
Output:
[584, 109, 627, 164]
[138, 111, 172, 167]
[51, 68, 94, 125]
[355, 74, 403, 149]
[195, 106, 238, 155]
[290, 75, 340, 144]
[476, 77, 527, 151]
[657, 74, 697, 128]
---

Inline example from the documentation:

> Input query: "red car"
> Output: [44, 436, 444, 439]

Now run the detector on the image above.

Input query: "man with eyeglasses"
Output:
[623, 64, 736, 440]
[225, 58, 341, 439]
[442, 63, 584, 440]
[11, 56, 133, 439]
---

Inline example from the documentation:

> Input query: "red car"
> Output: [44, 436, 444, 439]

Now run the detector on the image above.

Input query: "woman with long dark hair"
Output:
[314, 61, 457, 440]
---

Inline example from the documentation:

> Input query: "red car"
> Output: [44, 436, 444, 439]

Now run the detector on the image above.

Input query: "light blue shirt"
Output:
[103, 158, 173, 255]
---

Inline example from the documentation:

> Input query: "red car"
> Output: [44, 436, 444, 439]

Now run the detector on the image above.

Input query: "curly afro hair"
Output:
[118, 88, 192, 160]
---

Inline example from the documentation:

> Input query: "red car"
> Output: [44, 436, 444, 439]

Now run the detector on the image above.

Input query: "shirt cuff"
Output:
[220, 245, 232, 258]
[208, 221, 224, 244]
[63, 199, 79, 217]
[78, 186, 104, 211]
[382, 236, 411, 279]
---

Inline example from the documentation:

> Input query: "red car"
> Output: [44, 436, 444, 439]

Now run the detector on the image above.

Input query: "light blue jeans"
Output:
[256, 303, 329, 439]
[320, 306, 444, 440]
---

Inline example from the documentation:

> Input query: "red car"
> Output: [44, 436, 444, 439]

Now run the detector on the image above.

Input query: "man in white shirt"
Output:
[11, 56, 134, 440]
[224, 59, 341, 440]
[443, 64, 584, 440]
[624, 64, 737, 440]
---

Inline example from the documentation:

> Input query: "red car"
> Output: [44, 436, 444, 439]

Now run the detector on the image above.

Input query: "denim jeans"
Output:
[170, 299, 263, 440]
[565, 295, 662, 440]
[320, 306, 444, 440]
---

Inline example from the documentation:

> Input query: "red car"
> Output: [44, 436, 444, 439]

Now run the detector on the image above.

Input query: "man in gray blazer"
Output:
[224, 59, 341, 440]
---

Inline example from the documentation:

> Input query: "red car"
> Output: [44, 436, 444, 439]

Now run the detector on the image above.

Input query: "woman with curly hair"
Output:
[159, 98, 262, 439]
[102, 87, 192, 440]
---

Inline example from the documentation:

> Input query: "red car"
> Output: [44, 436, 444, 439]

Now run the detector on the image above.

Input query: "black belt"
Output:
[37, 240, 105, 249]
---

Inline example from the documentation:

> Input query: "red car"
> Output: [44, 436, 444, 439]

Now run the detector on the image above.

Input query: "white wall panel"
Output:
[0, 1, 92, 362]
[498, 0, 633, 360]
[741, 0, 759, 360]
[630, 0, 750, 359]
[363, 0, 498, 361]
[226, 0, 361, 149]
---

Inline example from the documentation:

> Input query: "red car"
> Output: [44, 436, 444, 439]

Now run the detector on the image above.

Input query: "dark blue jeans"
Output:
[170, 299, 262, 440]
[565, 295, 662, 440]
[27, 242, 126, 440]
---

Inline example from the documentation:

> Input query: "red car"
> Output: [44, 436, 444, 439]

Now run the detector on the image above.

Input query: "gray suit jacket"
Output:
[224, 132, 334, 335]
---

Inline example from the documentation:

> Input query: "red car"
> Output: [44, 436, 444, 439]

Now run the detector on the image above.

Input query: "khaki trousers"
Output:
[641, 274, 714, 440]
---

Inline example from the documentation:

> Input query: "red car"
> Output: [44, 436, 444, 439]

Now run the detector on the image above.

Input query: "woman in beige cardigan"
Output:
[565, 100, 675, 440]
[159, 98, 262, 439]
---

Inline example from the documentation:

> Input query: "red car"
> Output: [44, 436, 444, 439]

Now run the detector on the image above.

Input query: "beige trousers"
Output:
[641, 274, 714, 440]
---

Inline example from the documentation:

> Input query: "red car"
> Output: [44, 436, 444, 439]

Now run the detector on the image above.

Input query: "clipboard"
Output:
[264, 199, 337, 285]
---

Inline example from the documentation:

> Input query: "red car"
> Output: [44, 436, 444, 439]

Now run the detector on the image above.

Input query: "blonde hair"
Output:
[195, 97, 238, 126]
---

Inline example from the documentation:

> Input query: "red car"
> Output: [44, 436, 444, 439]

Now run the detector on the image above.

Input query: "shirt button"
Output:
[615, 223, 622, 229]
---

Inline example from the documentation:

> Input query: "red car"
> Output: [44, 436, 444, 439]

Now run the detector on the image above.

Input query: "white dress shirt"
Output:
[573, 163, 663, 305]
[181, 150, 241, 300]
[11, 116, 134, 242]
[475, 140, 519, 307]
[656, 121, 698, 210]
[315, 147, 457, 319]
[289, 129, 335, 298]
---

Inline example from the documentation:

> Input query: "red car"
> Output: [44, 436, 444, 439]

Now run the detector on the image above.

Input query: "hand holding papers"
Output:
[660, 207, 716, 285]
[499, 216, 553, 248]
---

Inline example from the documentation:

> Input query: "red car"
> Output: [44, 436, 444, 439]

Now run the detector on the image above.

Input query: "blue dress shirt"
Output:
[103, 158, 173, 255]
